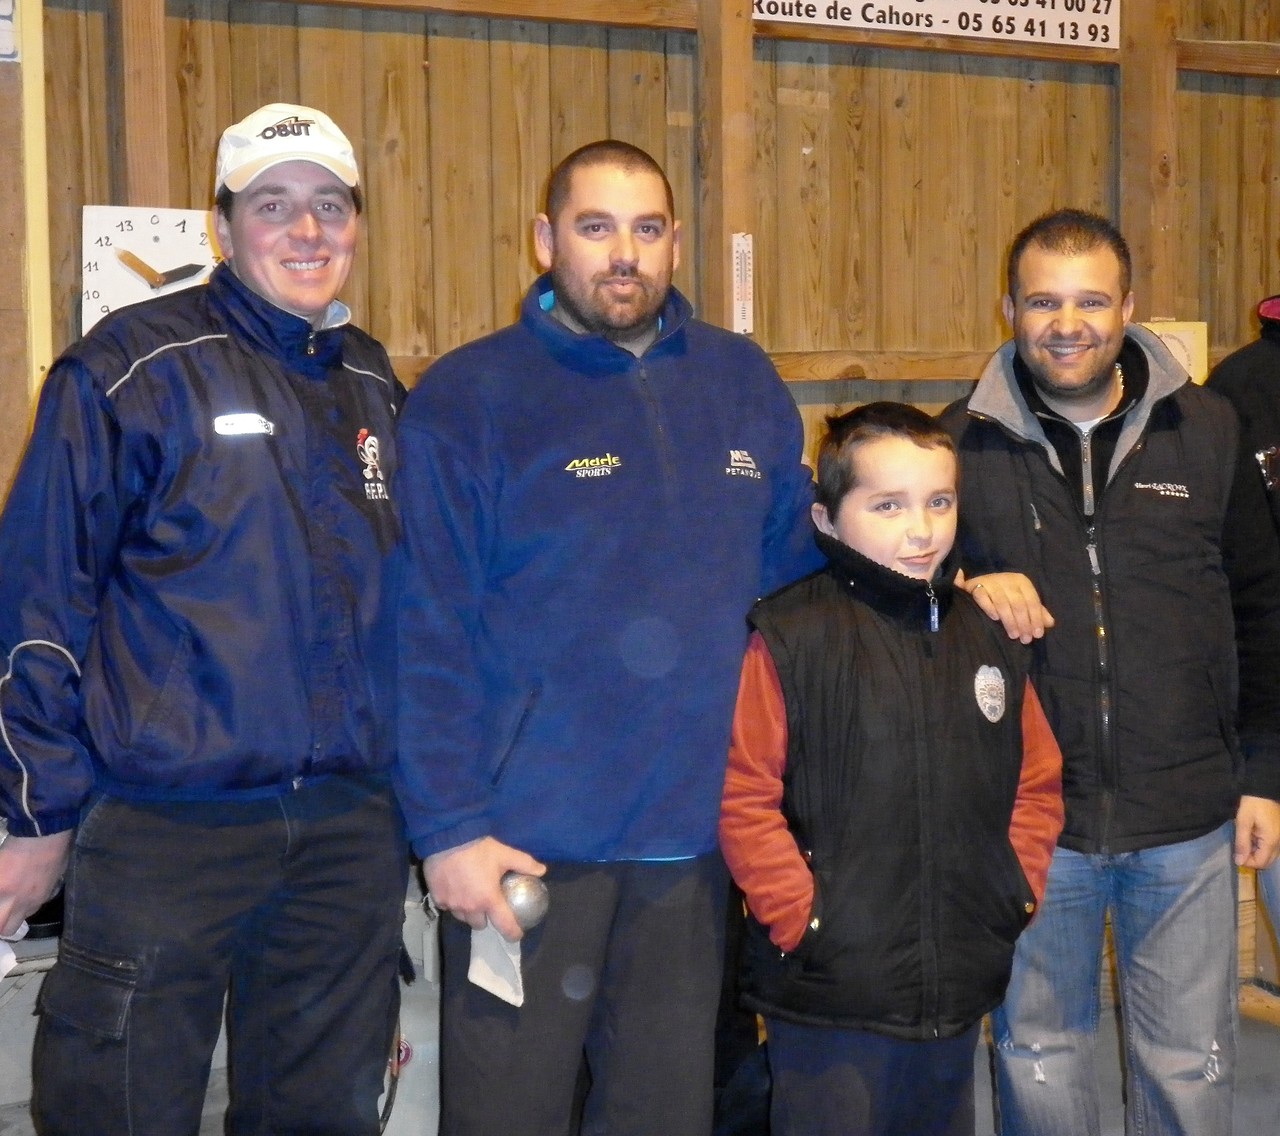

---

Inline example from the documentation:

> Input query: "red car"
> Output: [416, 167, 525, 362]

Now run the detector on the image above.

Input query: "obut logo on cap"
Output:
[258, 115, 316, 142]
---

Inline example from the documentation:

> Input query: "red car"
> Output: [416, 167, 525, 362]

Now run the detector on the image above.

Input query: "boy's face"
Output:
[813, 436, 958, 581]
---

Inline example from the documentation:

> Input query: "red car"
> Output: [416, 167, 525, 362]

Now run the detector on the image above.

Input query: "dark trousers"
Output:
[766, 1017, 980, 1136]
[32, 775, 408, 1136]
[439, 853, 728, 1136]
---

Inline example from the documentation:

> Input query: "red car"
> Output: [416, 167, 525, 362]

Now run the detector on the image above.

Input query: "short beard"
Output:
[550, 264, 665, 345]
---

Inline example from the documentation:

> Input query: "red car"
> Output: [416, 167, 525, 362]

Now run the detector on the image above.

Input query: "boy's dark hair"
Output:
[815, 402, 956, 518]
[544, 140, 675, 223]
[214, 183, 365, 221]
[1006, 208, 1131, 300]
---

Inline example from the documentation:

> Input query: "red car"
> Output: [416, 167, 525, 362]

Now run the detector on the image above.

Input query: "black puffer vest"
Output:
[740, 535, 1036, 1040]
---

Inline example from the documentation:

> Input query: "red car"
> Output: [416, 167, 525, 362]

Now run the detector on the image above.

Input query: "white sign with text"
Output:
[753, 0, 1119, 51]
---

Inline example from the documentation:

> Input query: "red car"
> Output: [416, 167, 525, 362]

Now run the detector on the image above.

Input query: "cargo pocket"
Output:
[38, 940, 140, 1040]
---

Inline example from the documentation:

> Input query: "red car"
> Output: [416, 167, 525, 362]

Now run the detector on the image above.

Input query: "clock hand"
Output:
[155, 263, 207, 287]
[116, 250, 207, 290]
[116, 249, 166, 289]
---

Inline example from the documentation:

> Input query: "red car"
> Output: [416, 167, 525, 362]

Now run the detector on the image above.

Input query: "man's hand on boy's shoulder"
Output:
[957, 570, 1055, 645]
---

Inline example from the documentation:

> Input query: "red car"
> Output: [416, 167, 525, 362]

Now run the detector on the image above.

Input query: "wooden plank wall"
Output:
[31, 0, 1280, 459]
[43, 1, 698, 379]
[0, 61, 32, 490]
[1177, 1, 1280, 349]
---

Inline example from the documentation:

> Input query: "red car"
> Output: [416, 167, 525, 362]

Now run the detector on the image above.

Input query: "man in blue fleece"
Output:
[394, 140, 818, 1135]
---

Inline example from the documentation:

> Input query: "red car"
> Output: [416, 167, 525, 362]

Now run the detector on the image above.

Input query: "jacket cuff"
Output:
[1240, 734, 1280, 802]
[2, 810, 79, 839]
[411, 818, 492, 861]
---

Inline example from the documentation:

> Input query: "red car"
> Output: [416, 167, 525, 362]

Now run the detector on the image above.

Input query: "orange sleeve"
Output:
[719, 632, 814, 953]
[1010, 678, 1066, 909]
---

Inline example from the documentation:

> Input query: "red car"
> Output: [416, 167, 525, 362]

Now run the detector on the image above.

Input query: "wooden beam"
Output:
[1119, 0, 1178, 320]
[696, 0, 754, 329]
[319, 0, 696, 30]
[1176, 39, 1280, 80]
[772, 350, 989, 382]
[394, 348, 991, 389]
[112, 0, 171, 206]
[19, 0, 52, 393]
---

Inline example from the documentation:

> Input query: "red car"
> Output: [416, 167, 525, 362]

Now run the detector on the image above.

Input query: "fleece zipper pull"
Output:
[927, 584, 939, 632]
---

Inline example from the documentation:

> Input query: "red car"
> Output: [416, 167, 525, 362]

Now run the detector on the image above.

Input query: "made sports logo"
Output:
[565, 453, 621, 478]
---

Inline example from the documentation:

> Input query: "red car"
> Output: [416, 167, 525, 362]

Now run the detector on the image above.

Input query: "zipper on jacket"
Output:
[909, 628, 942, 1032]
[926, 584, 939, 632]
[1086, 522, 1115, 850]
[634, 363, 678, 496]
[306, 330, 317, 356]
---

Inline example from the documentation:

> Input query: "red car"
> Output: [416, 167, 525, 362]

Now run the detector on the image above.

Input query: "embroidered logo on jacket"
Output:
[214, 413, 275, 436]
[1133, 481, 1190, 499]
[974, 665, 1006, 724]
[357, 429, 389, 500]
[565, 453, 621, 478]
[726, 449, 762, 479]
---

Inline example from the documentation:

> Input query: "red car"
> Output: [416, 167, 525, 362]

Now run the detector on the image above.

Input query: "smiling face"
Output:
[214, 160, 358, 326]
[813, 435, 958, 581]
[1004, 242, 1135, 421]
[533, 162, 680, 353]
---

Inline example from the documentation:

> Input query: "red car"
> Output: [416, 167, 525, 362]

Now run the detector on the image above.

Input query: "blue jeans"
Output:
[991, 822, 1237, 1136]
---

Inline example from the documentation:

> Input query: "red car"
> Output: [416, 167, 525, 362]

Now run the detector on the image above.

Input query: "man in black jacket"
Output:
[1207, 294, 1280, 986]
[941, 209, 1280, 1136]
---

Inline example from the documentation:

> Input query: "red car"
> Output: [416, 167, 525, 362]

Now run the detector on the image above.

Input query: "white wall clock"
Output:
[80, 205, 222, 334]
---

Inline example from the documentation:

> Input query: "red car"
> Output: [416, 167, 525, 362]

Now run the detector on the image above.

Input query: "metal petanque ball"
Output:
[501, 871, 550, 931]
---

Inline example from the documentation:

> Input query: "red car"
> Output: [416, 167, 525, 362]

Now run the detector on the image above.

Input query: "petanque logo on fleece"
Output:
[974, 665, 1006, 723]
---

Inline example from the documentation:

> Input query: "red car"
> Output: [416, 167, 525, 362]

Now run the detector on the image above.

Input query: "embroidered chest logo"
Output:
[1133, 481, 1190, 499]
[565, 453, 621, 478]
[726, 449, 762, 479]
[974, 665, 1006, 724]
[357, 429, 389, 500]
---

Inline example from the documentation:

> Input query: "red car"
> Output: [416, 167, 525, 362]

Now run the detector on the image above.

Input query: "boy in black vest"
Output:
[719, 402, 1064, 1136]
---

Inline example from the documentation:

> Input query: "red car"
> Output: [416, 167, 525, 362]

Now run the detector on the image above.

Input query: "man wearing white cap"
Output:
[0, 103, 407, 1134]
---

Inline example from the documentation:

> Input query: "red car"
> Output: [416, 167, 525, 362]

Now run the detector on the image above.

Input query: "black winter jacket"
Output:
[738, 536, 1040, 1040]
[1207, 296, 1280, 536]
[942, 326, 1280, 855]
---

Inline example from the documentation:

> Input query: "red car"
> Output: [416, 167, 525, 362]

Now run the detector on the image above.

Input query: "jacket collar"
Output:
[207, 262, 349, 377]
[520, 272, 694, 374]
[966, 324, 1189, 475]
[817, 530, 956, 630]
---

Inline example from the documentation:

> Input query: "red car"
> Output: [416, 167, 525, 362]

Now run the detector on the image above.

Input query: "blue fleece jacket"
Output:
[393, 276, 819, 861]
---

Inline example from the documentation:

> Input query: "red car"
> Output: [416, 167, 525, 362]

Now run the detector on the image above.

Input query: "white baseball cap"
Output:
[215, 103, 359, 195]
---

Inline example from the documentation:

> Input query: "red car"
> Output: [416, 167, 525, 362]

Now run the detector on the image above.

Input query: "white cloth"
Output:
[468, 922, 524, 1006]
[0, 920, 29, 980]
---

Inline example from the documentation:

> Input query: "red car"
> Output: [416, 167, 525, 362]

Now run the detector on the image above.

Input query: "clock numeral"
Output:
[150, 214, 160, 225]
[175, 220, 188, 233]
[94, 235, 112, 247]
[199, 233, 209, 245]
[83, 260, 98, 273]
[83, 289, 100, 301]
[115, 220, 133, 232]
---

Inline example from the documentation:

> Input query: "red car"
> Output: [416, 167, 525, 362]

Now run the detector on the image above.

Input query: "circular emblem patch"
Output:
[974, 665, 1006, 723]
